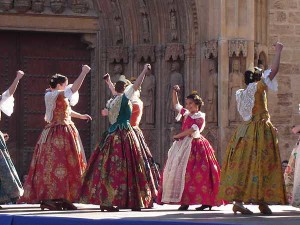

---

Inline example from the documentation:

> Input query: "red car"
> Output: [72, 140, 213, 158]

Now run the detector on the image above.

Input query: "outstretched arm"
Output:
[103, 73, 117, 95]
[71, 109, 92, 121]
[133, 64, 151, 91]
[71, 65, 91, 93]
[269, 42, 283, 80]
[8, 70, 25, 96]
[173, 128, 194, 140]
[172, 85, 180, 111]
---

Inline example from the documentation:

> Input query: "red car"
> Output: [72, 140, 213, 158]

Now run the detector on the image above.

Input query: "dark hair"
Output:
[115, 81, 126, 93]
[186, 92, 204, 110]
[49, 74, 67, 89]
[244, 69, 262, 85]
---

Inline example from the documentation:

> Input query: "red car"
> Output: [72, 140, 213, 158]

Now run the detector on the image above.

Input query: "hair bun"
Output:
[191, 90, 198, 95]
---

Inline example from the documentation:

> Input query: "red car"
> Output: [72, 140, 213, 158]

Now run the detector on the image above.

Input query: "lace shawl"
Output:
[0, 89, 14, 118]
[236, 83, 257, 121]
[44, 84, 79, 123]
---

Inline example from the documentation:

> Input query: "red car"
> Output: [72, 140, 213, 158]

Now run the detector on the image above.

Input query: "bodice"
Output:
[130, 100, 143, 127]
[251, 80, 269, 118]
[51, 93, 72, 124]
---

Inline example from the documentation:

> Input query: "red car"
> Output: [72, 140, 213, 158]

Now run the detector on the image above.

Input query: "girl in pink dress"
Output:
[157, 85, 223, 210]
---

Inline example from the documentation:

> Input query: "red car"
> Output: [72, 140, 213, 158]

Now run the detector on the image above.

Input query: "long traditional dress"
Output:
[218, 69, 287, 204]
[80, 85, 154, 209]
[156, 105, 222, 206]
[284, 137, 300, 207]
[0, 89, 24, 204]
[130, 98, 160, 200]
[19, 85, 87, 203]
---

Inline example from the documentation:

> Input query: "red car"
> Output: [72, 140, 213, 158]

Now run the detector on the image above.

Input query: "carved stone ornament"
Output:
[14, 0, 31, 12]
[184, 44, 196, 58]
[50, 0, 66, 14]
[136, 45, 155, 62]
[32, 0, 45, 13]
[165, 43, 185, 61]
[107, 46, 129, 63]
[71, 0, 89, 14]
[228, 40, 248, 57]
[0, 0, 13, 11]
[204, 40, 218, 59]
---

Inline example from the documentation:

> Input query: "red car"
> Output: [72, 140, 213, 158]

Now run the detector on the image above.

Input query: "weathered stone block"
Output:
[276, 11, 287, 23]
[289, 12, 300, 24]
[269, 24, 294, 35]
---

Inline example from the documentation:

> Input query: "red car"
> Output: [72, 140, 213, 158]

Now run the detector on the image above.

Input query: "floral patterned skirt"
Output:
[19, 123, 87, 203]
[218, 116, 287, 204]
[156, 136, 223, 206]
[0, 131, 23, 204]
[80, 127, 153, 209]
[132, 126, 160, 198]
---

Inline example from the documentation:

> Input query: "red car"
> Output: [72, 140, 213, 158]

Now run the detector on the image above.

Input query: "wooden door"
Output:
[0, 31, 91, 178]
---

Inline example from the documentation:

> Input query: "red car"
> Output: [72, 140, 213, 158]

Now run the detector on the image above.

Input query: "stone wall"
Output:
[268, 0, 300, 160]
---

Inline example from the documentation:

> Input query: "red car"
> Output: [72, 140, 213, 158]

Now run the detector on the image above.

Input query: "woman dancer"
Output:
[157, 86, 223, 211]
[103, 74, 160, 200]
[0, 70, 25, 205]
[218, 42, 286, 214]
[284, 125, 300, 207]
[20, 65, 91, 207]
[80, 64, 155, 211]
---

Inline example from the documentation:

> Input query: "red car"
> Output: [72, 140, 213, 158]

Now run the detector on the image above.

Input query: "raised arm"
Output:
[269, 42, 283, 80]
[103, 73, 117, 95]
[133, 64, 151, 91]
[71, 109, 92, 121]
[172, 85, 180, 111]
[71, 65, 91, 93]
[8, 70, 25, 96]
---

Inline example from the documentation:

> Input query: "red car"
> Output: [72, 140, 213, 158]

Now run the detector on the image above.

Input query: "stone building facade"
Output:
[0, 0, 298, 175]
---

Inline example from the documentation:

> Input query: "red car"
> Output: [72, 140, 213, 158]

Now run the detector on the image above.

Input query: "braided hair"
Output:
[49, 74, 67, 89]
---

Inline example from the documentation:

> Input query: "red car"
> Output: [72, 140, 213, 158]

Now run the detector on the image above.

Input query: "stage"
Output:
[0, 204, 299, 225]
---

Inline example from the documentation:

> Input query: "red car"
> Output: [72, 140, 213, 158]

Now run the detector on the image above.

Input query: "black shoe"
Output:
[195, 205, 212, 211]
[178, 205, 189, 211]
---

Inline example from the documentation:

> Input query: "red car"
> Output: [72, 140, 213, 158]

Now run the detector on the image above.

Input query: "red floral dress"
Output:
[19, 90, 87, 203]
[157, 107, 223, 206]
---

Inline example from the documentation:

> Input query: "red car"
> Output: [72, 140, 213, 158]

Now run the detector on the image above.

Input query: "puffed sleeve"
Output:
[259, 69, 278, 92]
[175, 104, 189, 121]
[64, 84, 79, 106]
[124, 84, 140, 101]
[0, 89, 14, 116]
[191, 117, 205, 138]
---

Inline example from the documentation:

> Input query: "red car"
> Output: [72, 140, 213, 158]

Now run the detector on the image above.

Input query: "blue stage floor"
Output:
[0, 204, 299, 225]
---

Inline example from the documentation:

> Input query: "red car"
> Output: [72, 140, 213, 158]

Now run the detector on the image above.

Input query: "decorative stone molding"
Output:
[14, 0, 31, 12]
[203, 40, 218, 59]
[155, 45, 165, 58]
[50, 0, 66, 14]
[81, 33, 97, 49]
[184, 43, 196, 58]
[32, 0, 45, 13]
[71, 0, 89, 14]
[136, 45, 155, 62]
[0, 0, 13, 11]
[228, 39, 248, 57]
[165, 43, 184, 61]
[107, 46, 128, 63]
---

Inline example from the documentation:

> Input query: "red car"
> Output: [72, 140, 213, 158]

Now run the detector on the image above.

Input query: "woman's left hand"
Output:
[173, 134, 179, 141]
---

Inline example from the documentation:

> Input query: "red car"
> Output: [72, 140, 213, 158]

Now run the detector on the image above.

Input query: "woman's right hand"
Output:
[103, 73, 110, 81]
[101, 108, 109, 117]
[173, 85, 180, 92]
[16, 70, 25, 80]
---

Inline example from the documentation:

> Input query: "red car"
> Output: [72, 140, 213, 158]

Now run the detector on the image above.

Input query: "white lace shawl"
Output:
[0, 89, 14, 118]
[175, 103, 205, 138]
[236, 69, 277, 121]
[106, 85, 138, 125]
[44, 84, 79, 123]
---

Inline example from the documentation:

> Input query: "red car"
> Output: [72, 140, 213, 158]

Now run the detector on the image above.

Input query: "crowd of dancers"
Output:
[0, 42, 298, 214]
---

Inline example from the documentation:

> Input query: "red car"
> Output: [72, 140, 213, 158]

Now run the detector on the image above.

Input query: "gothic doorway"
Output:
[0, 31, 91, 178]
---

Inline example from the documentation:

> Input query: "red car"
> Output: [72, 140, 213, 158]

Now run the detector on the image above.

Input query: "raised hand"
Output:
[173, 85, 180, 92]
[16, 70, 25, 80]
[82, 65, 91, 75]
[273, 42, 283, 52]
[103, 73, 110, 81]
[81, 114, 92, 122]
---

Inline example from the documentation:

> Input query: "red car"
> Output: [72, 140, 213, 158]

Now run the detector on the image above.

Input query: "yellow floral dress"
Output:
[218, 76, 287, 204]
